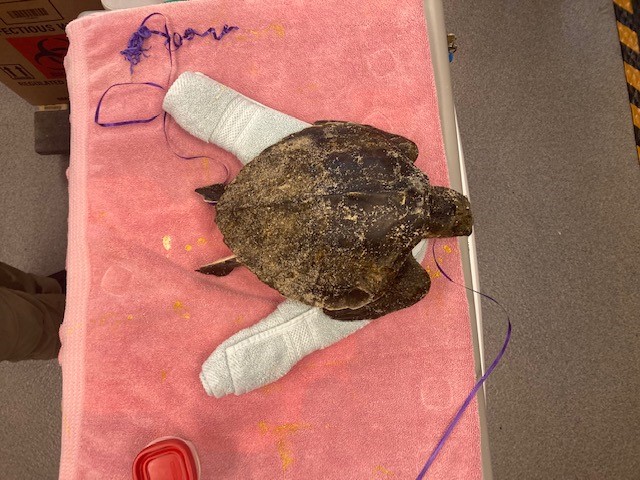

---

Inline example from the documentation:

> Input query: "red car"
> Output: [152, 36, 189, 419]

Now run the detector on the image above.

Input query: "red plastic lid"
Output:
[132, 438, 199, 480]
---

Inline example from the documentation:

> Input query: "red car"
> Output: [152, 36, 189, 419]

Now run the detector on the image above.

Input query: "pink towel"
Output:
[61, 0, 481, 478]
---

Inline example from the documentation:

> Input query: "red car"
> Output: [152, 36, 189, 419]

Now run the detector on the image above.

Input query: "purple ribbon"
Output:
[94, 82, 165, 127]
[162, 111, 230, 180]
[94, 12, 237, 184]
[416, 239, 512, 479]
[120, 12, 238, 73]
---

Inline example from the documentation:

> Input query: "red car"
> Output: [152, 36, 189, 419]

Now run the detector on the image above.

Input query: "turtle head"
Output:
[423, 186, 473, 238]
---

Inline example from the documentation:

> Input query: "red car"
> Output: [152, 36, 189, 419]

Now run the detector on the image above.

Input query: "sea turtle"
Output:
[196, 121, 473, 321]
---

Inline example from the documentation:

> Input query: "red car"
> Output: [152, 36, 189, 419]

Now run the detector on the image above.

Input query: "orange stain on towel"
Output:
[274, 423, 309, 435]
[425, 265, 441, 280]
[277, 439, 294, 472]
[173, 301, 191, 319]
[201, 157, 211, 182]
[92, 312, 138, 329]
[96, 312, 113, 326]
[373, 465, 396, 477]
[258, 421, 311, 472]
[243, 23, 286, 40]
[258, 421, 270, 434]
[269, 23, 285, 37]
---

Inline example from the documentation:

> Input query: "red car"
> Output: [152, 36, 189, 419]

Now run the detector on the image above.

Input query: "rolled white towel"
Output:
[163, 71, 309, 165]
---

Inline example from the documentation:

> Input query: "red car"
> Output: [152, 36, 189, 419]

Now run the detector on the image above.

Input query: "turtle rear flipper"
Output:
[324, 255, 431, 321]
[197, 256, 241, 276]
[195, 184, 226, 204]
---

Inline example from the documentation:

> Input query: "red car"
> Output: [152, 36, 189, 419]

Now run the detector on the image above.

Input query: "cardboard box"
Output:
[0, 0, 103, 105]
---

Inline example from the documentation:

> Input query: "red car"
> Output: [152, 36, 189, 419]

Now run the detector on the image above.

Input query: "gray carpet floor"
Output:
[446, 0, 640, 478]
[1, 1, 639, 478]
[0, 87, 66, 478]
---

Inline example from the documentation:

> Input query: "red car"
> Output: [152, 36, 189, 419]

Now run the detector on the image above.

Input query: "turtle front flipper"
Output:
[378, 130, 419, 163]
[313, 120, 418, 162]
[424, 186, 473, 238]
[197, 256, 241, 276]
[195, 184, 226, 204]
[324, 255, 431, 321]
